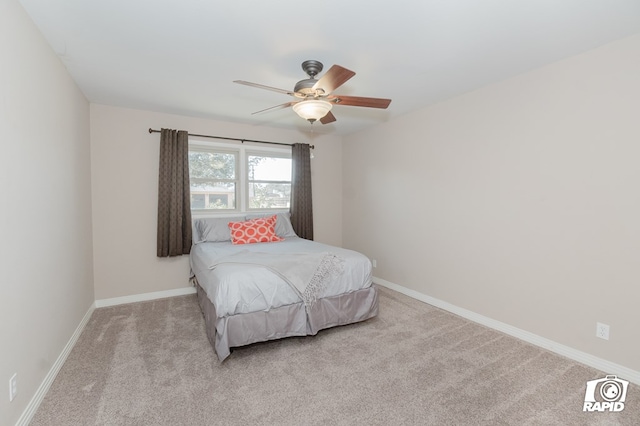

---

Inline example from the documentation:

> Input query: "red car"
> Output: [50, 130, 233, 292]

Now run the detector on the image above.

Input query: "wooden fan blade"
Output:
[234, 80, 295, 97]
[312, 65, 355, 94]
[328, 95, 391, 109]
[251, 101, 297, 115]
[320, 111, 336, 124]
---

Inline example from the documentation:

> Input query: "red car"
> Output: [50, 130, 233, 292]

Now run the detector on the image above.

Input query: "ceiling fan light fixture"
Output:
[292, 99, 332, 123]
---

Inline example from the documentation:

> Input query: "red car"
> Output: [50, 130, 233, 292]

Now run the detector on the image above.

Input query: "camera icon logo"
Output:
[583, 375, 629, 412]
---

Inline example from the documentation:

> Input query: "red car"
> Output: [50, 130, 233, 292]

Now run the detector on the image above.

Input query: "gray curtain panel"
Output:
[290, 143, 313, 240]
[157, 128, 192, 257]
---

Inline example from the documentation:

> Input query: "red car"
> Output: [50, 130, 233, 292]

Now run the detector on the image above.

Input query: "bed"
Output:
[189, 213, 378, 361]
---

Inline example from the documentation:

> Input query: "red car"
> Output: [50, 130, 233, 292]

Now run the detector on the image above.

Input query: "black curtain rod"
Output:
[148, 128, 313, 150]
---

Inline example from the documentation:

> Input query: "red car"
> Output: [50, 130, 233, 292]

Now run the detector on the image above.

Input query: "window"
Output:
[188, 142, 291, 213]
[188, 148, 238, 211]
[247, 153, 291, 210]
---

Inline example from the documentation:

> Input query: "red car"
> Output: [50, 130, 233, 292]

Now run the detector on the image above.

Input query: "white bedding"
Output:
[190, 237, 373, 317]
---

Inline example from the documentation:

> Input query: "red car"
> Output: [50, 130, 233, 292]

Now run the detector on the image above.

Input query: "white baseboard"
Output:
[15, 302, 96, 426]
[374, 276, 640, 385]
[95, 286, 196, 308]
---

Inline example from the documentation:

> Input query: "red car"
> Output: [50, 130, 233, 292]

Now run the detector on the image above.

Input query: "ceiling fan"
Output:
[234, 60, 391, 124]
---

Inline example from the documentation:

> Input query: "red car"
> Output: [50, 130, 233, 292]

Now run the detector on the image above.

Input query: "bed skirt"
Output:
[196, 282, 379, 361]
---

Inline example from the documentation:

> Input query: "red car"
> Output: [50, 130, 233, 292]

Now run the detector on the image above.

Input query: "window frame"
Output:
[188, 138, 291, 216]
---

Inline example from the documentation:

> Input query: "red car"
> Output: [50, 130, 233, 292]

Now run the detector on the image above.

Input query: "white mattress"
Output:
[190, 237, 373, 317]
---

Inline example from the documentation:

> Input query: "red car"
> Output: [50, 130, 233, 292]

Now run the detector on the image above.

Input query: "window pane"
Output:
[248, 155, 291, 181]
[189, 151, 236, 180]
[191, 194, 206, 209]
[190, 181, 236, 209]
[248, 183, 291, 209]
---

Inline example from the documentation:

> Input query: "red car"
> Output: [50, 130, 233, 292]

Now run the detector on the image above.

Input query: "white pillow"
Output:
[245, 212, 297, 238]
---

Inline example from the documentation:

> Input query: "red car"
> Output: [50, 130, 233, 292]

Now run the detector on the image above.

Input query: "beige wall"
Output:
[0, 1, 94, 425]
[90, 105, 343, 300]
[343, 34, 640, 372]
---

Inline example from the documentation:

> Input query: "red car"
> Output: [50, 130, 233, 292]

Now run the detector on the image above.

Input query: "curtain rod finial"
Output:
[148, 128, 153, 133]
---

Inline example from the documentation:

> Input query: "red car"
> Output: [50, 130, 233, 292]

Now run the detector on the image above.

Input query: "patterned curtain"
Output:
[157, 128, 192, 257]
[290, 143, 313, 240]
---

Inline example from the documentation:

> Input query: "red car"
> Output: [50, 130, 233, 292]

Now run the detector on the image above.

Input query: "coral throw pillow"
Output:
[228, 215, 284, 245]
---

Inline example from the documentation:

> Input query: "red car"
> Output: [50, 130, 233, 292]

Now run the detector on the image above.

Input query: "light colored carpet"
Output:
[31, 286, 639, 425]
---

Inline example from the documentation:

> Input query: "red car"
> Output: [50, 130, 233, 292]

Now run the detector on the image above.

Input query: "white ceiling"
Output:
[18, 0, 640, 136]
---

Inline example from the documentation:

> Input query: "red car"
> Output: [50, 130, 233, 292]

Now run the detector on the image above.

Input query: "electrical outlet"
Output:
[9, 373, 17, 402]
[372, 259, 377, 268]
[596, 322, 610, 340]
